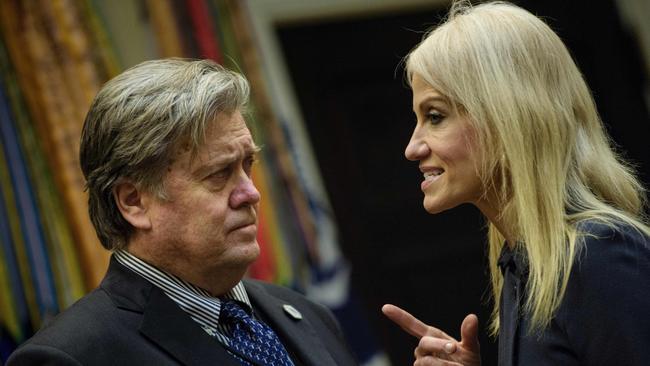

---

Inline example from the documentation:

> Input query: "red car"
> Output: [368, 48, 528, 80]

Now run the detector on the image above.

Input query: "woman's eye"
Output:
[426, 111, 444, 125]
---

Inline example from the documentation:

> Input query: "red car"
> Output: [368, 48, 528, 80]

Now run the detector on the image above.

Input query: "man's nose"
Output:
[229, 176, 260, 208]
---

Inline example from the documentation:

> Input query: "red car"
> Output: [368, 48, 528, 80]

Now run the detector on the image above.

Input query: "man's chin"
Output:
[235, 241, 261, 264]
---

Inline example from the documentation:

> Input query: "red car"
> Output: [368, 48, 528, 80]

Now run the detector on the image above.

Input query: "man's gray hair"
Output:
[80, 58, 250, 250]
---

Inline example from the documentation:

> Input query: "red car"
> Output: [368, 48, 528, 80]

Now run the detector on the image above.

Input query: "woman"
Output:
[382, 1, 650, 365]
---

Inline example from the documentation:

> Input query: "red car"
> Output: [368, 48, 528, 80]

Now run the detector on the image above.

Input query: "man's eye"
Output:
[209, 168, 230, 180]
[244, 156, 257, 175]
[426, 111, 444, 125]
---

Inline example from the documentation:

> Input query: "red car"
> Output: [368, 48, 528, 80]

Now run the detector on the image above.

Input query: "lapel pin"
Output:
[283, 304, 303, 320]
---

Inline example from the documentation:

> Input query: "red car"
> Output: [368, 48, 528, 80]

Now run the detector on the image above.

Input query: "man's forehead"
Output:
[208, 136, 257, 157]
[190, 134, 257, 165]
[172, 111, 257, 165]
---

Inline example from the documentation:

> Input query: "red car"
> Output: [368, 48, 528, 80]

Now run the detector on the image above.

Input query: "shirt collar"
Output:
[497, 243, 529, 278]
[114, 249, 252, 324]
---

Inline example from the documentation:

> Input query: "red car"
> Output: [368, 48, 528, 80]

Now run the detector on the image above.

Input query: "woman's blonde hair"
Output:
[406, 1, 649, 334]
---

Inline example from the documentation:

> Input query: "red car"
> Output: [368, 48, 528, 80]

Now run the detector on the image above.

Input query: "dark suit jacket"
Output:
[7, 257, 358, 365]
[498, 220, 650, 365]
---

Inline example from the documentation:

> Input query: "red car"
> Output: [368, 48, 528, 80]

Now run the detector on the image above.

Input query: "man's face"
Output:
[140, 110, 261, 293]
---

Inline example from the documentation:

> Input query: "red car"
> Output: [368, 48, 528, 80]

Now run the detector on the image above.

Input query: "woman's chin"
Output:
[423, 201, 443, 214]
[423, 197, 455, 215]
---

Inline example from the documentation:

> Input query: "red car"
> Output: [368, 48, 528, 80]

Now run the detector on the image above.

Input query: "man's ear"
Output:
[113, 179, 152, 230]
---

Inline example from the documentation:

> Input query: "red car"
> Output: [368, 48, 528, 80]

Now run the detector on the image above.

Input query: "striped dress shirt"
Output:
[114, 249, 252, 347]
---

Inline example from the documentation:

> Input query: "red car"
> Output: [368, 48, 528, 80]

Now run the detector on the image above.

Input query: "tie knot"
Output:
[220, 299, 265, 338]
[219, 300, 295, 366]
[220, 300, 256, 328]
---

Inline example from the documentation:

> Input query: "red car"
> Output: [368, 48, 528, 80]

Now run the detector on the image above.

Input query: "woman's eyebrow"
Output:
[414, 95, 449, 112]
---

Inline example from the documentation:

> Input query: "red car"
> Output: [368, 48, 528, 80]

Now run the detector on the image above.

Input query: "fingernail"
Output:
[444, 342, 455, 354]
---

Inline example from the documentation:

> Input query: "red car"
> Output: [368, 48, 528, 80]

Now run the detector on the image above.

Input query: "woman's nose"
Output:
[405, 128, 429, 161]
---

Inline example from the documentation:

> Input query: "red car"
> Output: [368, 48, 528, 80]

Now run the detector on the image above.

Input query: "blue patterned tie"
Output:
[220, 299, 294, 366]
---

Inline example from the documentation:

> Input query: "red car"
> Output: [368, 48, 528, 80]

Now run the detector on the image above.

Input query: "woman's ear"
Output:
[112, 179, 152, 230]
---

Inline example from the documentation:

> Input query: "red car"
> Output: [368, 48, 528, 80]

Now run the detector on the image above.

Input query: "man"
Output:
[7, 59, 357, 366]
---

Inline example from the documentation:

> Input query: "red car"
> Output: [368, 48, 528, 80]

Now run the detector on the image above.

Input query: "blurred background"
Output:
[0, 0, 648, 365]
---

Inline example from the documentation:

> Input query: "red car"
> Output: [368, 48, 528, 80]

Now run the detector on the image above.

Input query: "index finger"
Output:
[382, 304, 446, 339]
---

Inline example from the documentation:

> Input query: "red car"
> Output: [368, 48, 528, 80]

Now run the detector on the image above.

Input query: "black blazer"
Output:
[498, 221, 650, 365]
[7, 257, 358, 365]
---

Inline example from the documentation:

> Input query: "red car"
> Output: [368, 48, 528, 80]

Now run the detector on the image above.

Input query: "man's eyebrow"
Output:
[192, 144, 262, 176]
[247, 144, 262, 154]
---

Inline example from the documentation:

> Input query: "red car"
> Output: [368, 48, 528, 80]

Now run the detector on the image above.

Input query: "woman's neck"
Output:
[474, 195, 517, 247]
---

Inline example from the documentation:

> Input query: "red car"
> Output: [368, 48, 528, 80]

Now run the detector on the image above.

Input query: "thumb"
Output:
[460, 314, 480, 353]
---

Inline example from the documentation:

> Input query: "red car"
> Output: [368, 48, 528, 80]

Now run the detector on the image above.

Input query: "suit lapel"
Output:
[245, 281, 338, 366]
[139, 289, 241, 366]
[103, 257, 240, 366]
[103, 257, 340, 365]
[497, 263, 523, 366]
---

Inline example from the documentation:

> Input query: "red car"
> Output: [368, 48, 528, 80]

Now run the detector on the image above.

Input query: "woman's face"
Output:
[405, 74, 484, 214]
